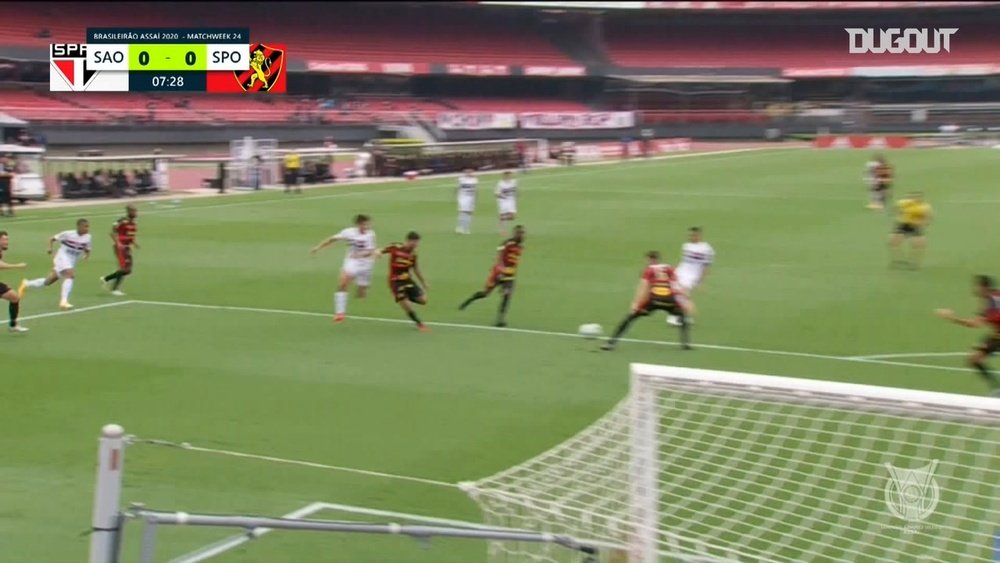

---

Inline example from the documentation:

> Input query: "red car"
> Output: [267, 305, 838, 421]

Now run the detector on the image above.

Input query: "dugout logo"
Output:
[883, 460, 940, 524]
[233, 43, 285, 93]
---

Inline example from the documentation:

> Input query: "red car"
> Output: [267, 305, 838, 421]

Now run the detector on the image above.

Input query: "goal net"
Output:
[461, 364, 1000, 563]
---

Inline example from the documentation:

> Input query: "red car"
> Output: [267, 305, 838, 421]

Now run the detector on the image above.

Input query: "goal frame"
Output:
[627, 363, 1000, 563]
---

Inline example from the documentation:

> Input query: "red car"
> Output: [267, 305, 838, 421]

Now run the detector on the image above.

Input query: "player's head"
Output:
[76, 218, 90, 235]
[0, 230, 8, 251]
[646, 250, 661, 264]
[875, 154, 885, 164]
[502, 170, 512, 180]
[354, 213, 371, 232]
[688, 226, 702, 243]
[126, 204, 138, 219]
[512, 225, 525, 242]
[975, 274, 995, 297]
[463, 168, 474, 176]
[405, 231, 421, 250]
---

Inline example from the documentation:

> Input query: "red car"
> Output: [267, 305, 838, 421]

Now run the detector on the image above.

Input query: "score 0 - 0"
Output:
[87, 44, 248, 72]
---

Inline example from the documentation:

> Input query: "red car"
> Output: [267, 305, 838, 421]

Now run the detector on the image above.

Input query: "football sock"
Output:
[407, 311, 423, 327]
[111, 273, 127, 291]
[497, 293, 511, 323]
[460, 291, 487, 310]
[678, 315, 692, 347]
[335, 291, 348, 315]
[103, 271, 118, 283]
[26, 278, 47, 288]
[972, 361, 999, 389]
[8, 301, 18, 327]
[60, 278, 74, 302]
[458, 214, 471, 232]
[609, 311, 642, 344]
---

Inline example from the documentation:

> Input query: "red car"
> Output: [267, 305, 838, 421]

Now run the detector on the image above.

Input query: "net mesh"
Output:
[463, 372, 1000, 563]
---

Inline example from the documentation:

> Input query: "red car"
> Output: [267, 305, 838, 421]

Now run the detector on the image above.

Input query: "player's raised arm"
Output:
[413, 256, 428, 291]
[936, 308, 985, 328]
[631, 278, 650, 312]
[46, 232, 62, 255]
[0, 257, 26, 269]
[310, 234, 342, 255]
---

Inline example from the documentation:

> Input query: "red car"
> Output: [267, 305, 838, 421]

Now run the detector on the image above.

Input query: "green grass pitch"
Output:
[2, 147, 998, 562]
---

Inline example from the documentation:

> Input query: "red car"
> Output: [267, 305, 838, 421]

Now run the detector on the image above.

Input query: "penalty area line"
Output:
[18, 300, 135, 323]
[128, 299, 969, 374]
[848, 352, 968, 361]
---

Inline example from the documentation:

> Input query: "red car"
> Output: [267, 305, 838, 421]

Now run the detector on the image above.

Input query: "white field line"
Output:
[168, 502, 327, 563]
[128, 299, 970, 374]
[6, 147, 788, 227]
[848, 352, 968, 360]
[16, 299, 134, 323]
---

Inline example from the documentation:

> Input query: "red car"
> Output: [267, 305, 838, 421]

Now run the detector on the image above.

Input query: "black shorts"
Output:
[0, 282, 9, 296]
[391, 280, 424, 303]
[638, 297, 683, 316]
[894, 223, 922, 237]
[977, 335, 1000, 356]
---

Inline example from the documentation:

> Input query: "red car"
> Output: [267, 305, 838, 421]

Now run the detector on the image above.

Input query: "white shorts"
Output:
[53, 253, 79, 275]
[342, 259, 373, 287]
[498, 200, 517, 216]
[675, 272, 699, 293]
[458, 196, 475, 214]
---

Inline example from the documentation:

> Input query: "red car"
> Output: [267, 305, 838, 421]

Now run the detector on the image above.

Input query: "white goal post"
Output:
[461, 364, 1000, 563]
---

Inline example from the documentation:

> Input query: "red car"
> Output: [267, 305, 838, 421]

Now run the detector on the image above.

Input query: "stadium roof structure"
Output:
[608, 74, 791, 84]
[0, 112, 28, 126]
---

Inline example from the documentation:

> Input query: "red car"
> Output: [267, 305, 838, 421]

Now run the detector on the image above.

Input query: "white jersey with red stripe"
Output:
[53, 229, 91, 271]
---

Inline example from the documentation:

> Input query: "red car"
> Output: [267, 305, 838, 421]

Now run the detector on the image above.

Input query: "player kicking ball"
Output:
[21, 218, 91, 310]
[459, 225, 525, 327]
[375, 231, 430, 331]
[667, 226, 714, 327]
[310, 214, 376, 322]
[602, 251, 691, 351]
[936, 275, 1000, 397]
[0, 231, 28, 333]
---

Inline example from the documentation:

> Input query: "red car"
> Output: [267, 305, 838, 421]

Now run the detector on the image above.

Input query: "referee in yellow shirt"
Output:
[889, 191, 932, 269]
[283, 150, 302, 194]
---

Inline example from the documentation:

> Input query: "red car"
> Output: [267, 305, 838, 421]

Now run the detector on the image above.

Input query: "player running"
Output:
[889, 192, 932, 269]
[495, 170, 518, 236]
[0, 231, 28, 333]
[667, 226, 714, 327]
[21, 218, 91, 310]
[375, 231, 430, 331]
[864, 154, 881, 209]
[459, 225, 525, 327]
[100, 205, 139, 296]
[310, 214, 377, 322]
[871, 155, 893, 210]
[601, 251, 691, 351]
[936, 275, 1000, 397]
[455, 168, 478, 235]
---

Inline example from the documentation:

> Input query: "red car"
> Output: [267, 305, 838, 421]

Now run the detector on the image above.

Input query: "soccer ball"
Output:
[578, 323, 603, 339]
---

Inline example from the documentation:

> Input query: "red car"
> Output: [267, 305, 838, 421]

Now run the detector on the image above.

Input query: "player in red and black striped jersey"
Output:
[100, 205, 139, 296]
[937, 274, 1000, 396]
[374, 231, 429, 331]
[459, 225, 524, 327]
[0, 230, 28, 333]
[601, 250, 691, 351]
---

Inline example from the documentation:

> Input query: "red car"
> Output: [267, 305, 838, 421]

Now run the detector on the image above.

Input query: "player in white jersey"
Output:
[310, 214, 377, 322]
[667, 227, 714, 327]
[455, 168, 478, 235]
[865, 154, 881, 209]
[21, 218, 91, 310]
[495, 170, 518, 235]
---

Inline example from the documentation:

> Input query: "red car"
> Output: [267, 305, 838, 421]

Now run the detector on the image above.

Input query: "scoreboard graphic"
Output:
[49, 28, 286, 93]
